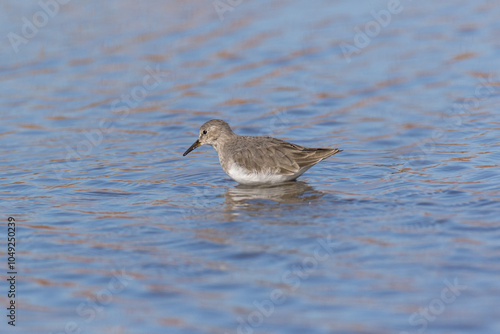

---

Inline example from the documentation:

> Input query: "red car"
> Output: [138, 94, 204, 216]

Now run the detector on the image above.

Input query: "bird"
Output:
[183, 119, 342, 186]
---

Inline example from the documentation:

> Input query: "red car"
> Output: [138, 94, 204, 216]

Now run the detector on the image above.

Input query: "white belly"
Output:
[225, 164, 311, 185]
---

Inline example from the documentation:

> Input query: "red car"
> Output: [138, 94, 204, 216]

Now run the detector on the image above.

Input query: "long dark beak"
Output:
[183, 139, 200, 156]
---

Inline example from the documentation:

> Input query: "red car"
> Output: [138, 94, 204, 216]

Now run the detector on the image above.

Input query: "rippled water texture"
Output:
[1, 0, 500, 333]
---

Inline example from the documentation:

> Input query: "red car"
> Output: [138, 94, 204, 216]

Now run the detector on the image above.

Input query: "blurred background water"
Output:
[0, 0, 500, 333]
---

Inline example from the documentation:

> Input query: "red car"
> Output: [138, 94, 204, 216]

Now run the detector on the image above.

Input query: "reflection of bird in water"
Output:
[224, 181, 325, 210]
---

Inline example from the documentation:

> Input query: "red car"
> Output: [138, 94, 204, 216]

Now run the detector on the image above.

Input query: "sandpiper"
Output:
[183, 119, 342, 185]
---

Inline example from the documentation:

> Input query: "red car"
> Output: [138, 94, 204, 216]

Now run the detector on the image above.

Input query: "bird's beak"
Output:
[183, 139, 201, 156]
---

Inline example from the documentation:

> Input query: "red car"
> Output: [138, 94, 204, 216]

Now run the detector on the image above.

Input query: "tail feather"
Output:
[293, 147, 342, 168]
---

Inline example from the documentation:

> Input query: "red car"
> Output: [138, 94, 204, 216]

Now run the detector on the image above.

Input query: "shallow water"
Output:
[1, 0, 500, 333]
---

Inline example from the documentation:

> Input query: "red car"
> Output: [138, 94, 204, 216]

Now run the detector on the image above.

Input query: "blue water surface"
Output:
[0, 0, 499, 333]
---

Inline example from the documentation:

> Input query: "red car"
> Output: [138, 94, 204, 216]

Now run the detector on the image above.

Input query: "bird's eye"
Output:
[203, 130, 207, 135]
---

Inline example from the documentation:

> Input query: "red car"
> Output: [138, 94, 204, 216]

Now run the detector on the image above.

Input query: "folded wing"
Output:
[229, 137, 342, 175]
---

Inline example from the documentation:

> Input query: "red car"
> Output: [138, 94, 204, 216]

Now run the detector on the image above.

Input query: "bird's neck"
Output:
[212, 132, 236, 160]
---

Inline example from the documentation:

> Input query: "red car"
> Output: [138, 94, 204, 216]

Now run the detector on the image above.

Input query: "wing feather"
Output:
[228, 136, 341, 175]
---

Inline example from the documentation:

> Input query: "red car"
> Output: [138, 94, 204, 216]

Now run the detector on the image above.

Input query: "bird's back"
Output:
[221, 136, 341, 176]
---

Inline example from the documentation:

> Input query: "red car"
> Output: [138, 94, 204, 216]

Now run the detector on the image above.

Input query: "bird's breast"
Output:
[225, 162, 297, 185]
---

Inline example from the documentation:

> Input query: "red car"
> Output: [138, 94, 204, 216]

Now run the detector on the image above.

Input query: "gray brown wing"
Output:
[286, 144, 342, 169]
[229, 137, 341, 175]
